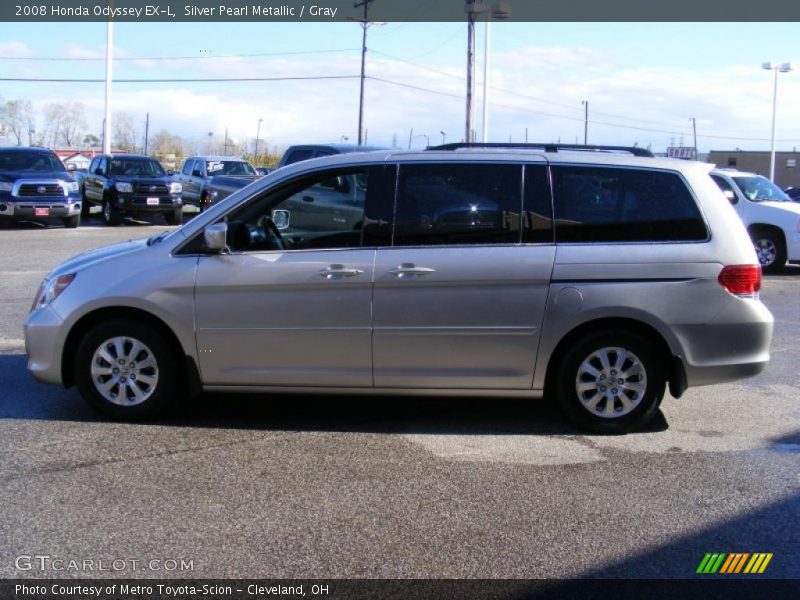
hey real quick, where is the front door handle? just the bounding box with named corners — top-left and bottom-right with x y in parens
top-left (388, 263), bottom-right (436, 278)
top-left (318, 264), bottom-right (364, 279)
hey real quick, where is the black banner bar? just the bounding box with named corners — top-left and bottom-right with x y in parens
top-left (3, 579), bottom-right (800, 600)
top-left (4, 0), bottom-right (800, 23)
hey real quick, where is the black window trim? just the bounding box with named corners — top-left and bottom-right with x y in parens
top-left (548, 163), bottom-right (711, 246)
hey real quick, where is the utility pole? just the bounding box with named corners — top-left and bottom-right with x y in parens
top-left (408, 128), bottom-right (413, 150)
top-left (102, 20), bottom-right (113, 154)
top-left (582, 100), bottom-right (588, 145)
top-left (223, 127), bottom-right (228, 155)
top-left (465, 2), bottom-right (479, 144)
top-left (354, 0), bottom-right (373, 146)
top-left (143, 112), bottom-right (149, 155)
top-left (481, 19), bottom-right (490, 142)
top-left (690, 117), bottom-right (697, 160)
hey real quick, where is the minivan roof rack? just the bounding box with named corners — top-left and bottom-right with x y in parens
top-left (425, 142), bottom-right (655, 157)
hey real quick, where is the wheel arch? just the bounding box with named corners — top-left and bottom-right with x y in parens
top-left (62, 305), bottom-right (201, 395)
top-left (543, 317), bottom-right (686, 400)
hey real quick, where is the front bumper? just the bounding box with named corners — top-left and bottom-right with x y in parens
top-left (117, 195), bottom-right (182, 213)
top-left (0, 198), bottom-right (81, 220)
top-left (24, 304), bottom-right (67, 386)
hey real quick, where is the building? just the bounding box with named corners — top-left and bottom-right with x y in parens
top-left (706, 150), bottom-right (800, 189)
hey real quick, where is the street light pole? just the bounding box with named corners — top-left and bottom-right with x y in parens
top-left (762, 61), bottom-right (792, 182)
top-left (102, 20), bottom-right (113, 154)
top-left (582, 100), bottom-right (588, 145)
top-left (254, 118), bottom-right (263, 157)
top-left (690, 117), bottom-right (697, 160)
top-left (481, 19), bottom-right (490, 142)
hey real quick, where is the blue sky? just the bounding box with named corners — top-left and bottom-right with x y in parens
top-left (2, 21), bottom-right (799, 153)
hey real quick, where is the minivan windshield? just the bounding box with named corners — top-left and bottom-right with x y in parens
top-left (732, 175), bottom-right (791, 202)
top-left (0, 151), bottom-right (65, 173)
top-left (108, 158), bottom-right (166, 177)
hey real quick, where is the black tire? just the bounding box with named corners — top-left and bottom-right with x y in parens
top-left (62, 215), bottom-right (80, 228)
top-left (164, 208), bottom-right (182, 226)
top-left (556, 330), bottom-right (665, 434)
top-left (751, 230), bottom-right (786, 273)
top-left (102, 196), bottom-right (122, 226)
top-left (80, 190), bottom-right (91, 217)
top-left (74, 319), bottom-right (177, 420)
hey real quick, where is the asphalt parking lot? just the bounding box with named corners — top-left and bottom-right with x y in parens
top-left (1, 216), bottom-right (798, 580)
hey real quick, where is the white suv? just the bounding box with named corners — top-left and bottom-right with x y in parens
top-left (711, 169), bottom-right (800, 272)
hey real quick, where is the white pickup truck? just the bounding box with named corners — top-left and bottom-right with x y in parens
top-left (711, 168), bottom-right (800, 272)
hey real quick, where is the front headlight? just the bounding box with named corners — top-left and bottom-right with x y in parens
top-left (36, 274), bottom-right (76, 308)
top-left (115, 182), bottom-right (133, 193)
top-left (65, 181), bottom-right (79, 193)
top-left (0, 182), bottom-right (12, 192)
top-left (169, 182), bottom-right (182, 194)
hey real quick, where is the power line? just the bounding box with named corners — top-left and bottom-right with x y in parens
top-left (0, 75), bottom-right (360, 83)
top-left (0, 48), bottom-right (360, 62)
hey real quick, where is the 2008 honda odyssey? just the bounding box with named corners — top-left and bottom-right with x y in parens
top-left (24, 144), bottom-right (773, 433)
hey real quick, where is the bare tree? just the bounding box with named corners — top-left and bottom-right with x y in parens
top-left (83, 133), bottom-right (100, 147)
top-left (43, 103), bottom-right (67, 147)
top-left (1, 100), bottom-right (26, 145)
top-left (21, 100), bottom-right (37, 146)
top-left (113, 112), bottom-right (139, 152)
top-left (60, 101), bottom-right (87, 147)
top-left (150, 129), bottom-right (183, 156)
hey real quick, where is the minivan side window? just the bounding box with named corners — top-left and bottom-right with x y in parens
top-left (223, 167), bottom-right (378, 252)
top-left (393, 163), bottom-right (523, 246)
top-left (551, 166), bottom-right (707, 243)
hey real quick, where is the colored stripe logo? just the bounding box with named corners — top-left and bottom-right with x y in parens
top-left (696, 553), bottom-right (773, 574)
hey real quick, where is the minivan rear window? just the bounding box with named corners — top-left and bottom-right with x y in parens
top-left (551, 166), bottom-right (707, 243)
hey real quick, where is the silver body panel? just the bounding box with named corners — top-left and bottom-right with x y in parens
top-left (25, 150), bottom-right (773, 400)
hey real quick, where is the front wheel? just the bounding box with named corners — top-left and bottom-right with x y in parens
top-left (164, 208), bottom-right (182, 226)
top-left (751, 231), bottom-right (786, 273)
top-left (75, 319), bottom-right (176, 420)
top-left (102, 197), bottom-right (122, 226)
top-left (556, 330), bottom-right (665, 434)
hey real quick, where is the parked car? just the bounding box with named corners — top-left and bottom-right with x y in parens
top-left (25, 144), bottom-right (773, 434)
top-left (82, 154), bottom-right (182, 226)
top-left (710, 169), bottom-right (800, 272)
top-left (277, 144), bottom-right (387, 168)
top-left (0, 147), bottom-right (82, 228)
top-left (783, 186), bottom-right (800, 201)
top-left (174, 156), bottom-right (259, 211)
top-left (255, 167), bottom-right (275, 176)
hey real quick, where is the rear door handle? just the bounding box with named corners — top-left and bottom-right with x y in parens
top-left (318, 264), bottom-right (364, 279)
top-left (388, 264), bottom-right (436, 278)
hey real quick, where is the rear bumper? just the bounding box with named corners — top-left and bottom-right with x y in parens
top-left (0, 199), bottom-right (81, 219)
top-left (675, 297), bottom-right (773, 388)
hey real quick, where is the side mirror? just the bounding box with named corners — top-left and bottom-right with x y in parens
top-left (272, 209), bottom-right (290, 230)
top-left (66, 163), bottom-right (77, 171)
top-left (94, 168), bottom-right (103, 176)
top-left (167, 169), bottom-right (174, 176)
top-left (204, 222), bottom-right (228, 252)
top-left (723, 189), bottom-right (737, 205)
top-left (192, 169), bottom-right (203, 177)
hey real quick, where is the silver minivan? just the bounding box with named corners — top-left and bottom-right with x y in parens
top-left (24, 145), bottom-right (773, 433)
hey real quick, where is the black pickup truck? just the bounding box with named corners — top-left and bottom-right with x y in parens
top-left (0, 147), bottom-right (83, 228)
top-left (82, 154), bottom-right (183, 226)
top-left (173, 156), bottom-right (260, 211)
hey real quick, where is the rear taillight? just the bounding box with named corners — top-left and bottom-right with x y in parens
top-left (718, 265), bottom-right (761, 297)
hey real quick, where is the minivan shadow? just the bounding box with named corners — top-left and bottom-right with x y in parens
top-left (1, 354), bottom-right (669, 436)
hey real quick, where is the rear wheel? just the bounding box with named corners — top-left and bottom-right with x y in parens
top-left (751, 230), bottom-right (786, 273)
top-left (62, 215), bottom-right (80, 228)
top-left (75, 319), bottom-right (176, 420)
top-left (556, 330), bottom-right (665, 434)
top-left (102, 196), bottom-right (122, 226)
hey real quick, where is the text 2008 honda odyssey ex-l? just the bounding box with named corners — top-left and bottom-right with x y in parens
top-left (24, 144), bottom-right (773, 433)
